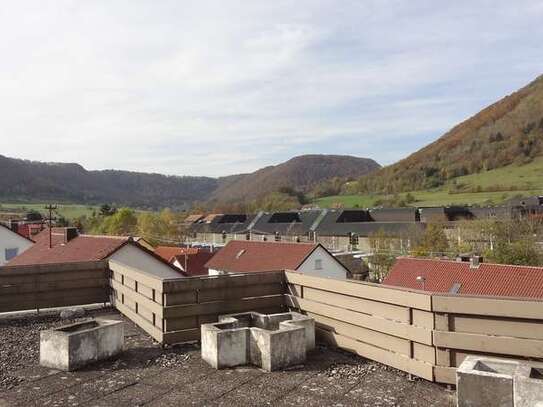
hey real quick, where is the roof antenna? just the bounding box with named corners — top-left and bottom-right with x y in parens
top-left (44, 204), bottom-right (57, 249)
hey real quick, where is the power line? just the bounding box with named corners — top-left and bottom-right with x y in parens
top-left (44, 204), bottom-right (57, 249)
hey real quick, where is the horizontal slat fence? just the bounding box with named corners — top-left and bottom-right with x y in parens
top-left (4, 261), bottom-right (543, 386)
top-left (431, 294), bottom-right (543, 384)
top-left (109, 263), bottom-right (285, 345)
top-left (285, 271), bottom-right (435, 381)
top-left (109, 260), bottom-right (166, 342)
top-left (284, 271), bottom-right (543, 384)
top-left (161, 271), bottom-right (285, 344)
top-left (0, 261), bottom-right (108, 313)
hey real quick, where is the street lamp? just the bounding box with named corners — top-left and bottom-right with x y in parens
top-left (416, 275), bottom-right (426, 291)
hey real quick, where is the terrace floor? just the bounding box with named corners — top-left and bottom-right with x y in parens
top-left (0, 308), bottom-right (455, 406)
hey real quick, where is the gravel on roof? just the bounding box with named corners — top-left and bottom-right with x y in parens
top-left (0, 308), bottom-right (455, 406)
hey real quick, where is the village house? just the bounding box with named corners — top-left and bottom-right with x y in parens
top-left (189, 213), bottom-right (260, 244)
top-left (154, 245), bottom-right (215, 276)
top-left (7, 227), bottom-right (183, 279)
top-left (383, 256), bottom-right (543, 298)
top-left (0, 223), bottom-right (34, 266)
top-left (313, 208), bottom-right (423, 251)
top-left (205, 240), bottom-right (351, 279)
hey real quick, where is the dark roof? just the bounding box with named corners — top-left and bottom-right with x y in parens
top-left (184, 214), bottom-right (204, 223)
top-left (383, 257), bottom-right (543, 299)
top-left (189, 213), bottom-right (258, 235)
top-left (205, 240), bottom-right (320, 273)
top-left (250, 210), bottom-right (322, 236)
top-left (369, 208), bottom-right (418, 222)
top-left (469, 206), bottom-right (512, 219)
top-left (504, 195), bottom-right (543, 207)
top-left (315, 209), bottom-right (424, 237)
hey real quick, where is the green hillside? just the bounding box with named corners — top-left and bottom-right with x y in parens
top-left (355, 74), bottom-right (543, 195)
top-left (0, 203), bottom-right (98, 220)
top-left (316, 157), bottom-right (543, 208)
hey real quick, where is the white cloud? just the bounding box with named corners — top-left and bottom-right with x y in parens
top-left (0, 0), bottom-right (542, 177)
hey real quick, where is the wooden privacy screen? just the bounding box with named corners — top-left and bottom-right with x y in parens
top-left (3, 261), bottom-right (542, 386)
top-left (285, 271), bottom-right (435, 381)
top-left (109, 260), bottom-right (285, 344)
top-left (284, 271), bottom-right (543, 384)
top-left (431, 294), bottom-right (543, 384)
top-left (0, 261), bottom-right (108, 313)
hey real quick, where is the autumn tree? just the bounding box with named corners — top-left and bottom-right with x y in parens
top-left (411, 223), bottom-right (450, 257)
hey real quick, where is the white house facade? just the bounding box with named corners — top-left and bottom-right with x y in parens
top-left (296, 245), bottom-right (348, 279)
top-left (0, 225), bottom-right (34, 266)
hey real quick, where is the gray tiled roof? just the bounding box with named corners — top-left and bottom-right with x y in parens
top-left (250, 210), bottom-right (322, 236)
top-left (314, 209), bottom-right (423, 237)
top-left (189, 214), bottom-right (258, 234)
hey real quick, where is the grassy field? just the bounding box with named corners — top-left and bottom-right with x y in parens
top-left (316, 157), bottom-right (543, 208)
top-left (0, 203), bottom-right (98, 219)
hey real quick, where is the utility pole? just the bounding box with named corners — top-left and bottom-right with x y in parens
top-left (44, 204), bottom-right (57, 249)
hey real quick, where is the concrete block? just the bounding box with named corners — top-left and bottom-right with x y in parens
top-left (202, 311), bottom-right (314, 371)
top-left (40, 319), bottom-right (124, 371)
top-left (457, 356), bottom-right (518, 407)
top-left (514, 361), bottom-right (543, 407)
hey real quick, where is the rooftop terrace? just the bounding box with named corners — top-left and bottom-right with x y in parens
top-left (0, 308), bottom-right (454, 406)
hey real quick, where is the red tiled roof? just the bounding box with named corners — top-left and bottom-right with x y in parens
top-left (205, 240), bottom-right (319, 274)
top-left (172, 251), bottom-right (215, 277)
top-left (17, 223), bottom-right (45, 239)
top-left (383, 257), bottom-right (543, 299)
top-left (154, 246), bottom-right (215, 276)
top-left (155, 246), bottom-right (199, 262)
top-left (7, 228), bottom-right (129, 266)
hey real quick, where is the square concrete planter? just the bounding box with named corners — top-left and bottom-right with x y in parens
top-left (457, 356), bottom-right (519, 407)
top-left (514, 361), bottom-right (543, 407)
top-left (40, 319), bottom-right (124, 371)
top-left (201, 311), bottom-right (315, 371)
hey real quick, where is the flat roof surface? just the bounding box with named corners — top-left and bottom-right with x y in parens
top-left (0, 309), bottom-right (454, 406)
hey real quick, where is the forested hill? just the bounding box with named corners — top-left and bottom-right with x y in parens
top-left (0, 155), bottom-right (219, 209)
top-left (0, 154), bottom-right (379, 208)
top-left (356, 74), bottom-right (543, 194)
top-left (212, 155), bottom-right (380, 203)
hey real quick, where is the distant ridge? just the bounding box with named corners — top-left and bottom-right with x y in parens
top-left (0, 154), bottom-right (380, 209)
top-left (212, 154), bottom-right (381, 203)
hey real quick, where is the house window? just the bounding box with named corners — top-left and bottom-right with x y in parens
top-left (5, 248), bottom-right (18, 261)
top-left (314, 259), bottom-right (323, 270)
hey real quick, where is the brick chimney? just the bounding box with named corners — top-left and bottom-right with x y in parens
top-left (63, 227), bottom-right (79, 243)
top-left (9, 219), bottom-right (19, 233)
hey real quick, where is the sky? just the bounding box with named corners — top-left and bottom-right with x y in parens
top-left (0, 1), bottom-right (542, 178)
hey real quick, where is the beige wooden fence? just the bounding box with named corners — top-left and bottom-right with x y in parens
top-left (3, 261), bottom-right (543, 386)
top-left (0, 261), bottom-right (108, 313)
top-left (109, 260), bottom-right (285, 344)
top-left (285, 271), bottom-right (436, 380)
top-left (284, 270), bottom-right (543, 384)
top-left (432, 293), bottom-right (543, 384)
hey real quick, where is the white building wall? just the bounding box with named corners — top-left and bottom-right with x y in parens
top-left (108, 244), bottom-right (183, 279)
top-left (0, 227), bottom-right (33, 266)
top-left (297, 246), bottom-right (347, 280)
top-left (208, 268), bottom-right (228, 276)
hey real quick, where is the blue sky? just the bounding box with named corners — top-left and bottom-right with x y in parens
top-left (0, 1), bottom-right (542, 177)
